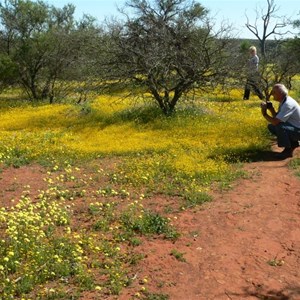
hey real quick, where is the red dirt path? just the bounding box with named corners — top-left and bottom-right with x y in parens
top-left (1, 147), bottom-right (300, 300)
top-left (112, 146), bottom-right (300, 300)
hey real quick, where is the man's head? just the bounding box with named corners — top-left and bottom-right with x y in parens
top-left (271, 83), bottom-right (288, 102)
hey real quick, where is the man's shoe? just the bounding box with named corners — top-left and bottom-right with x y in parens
top-left (275, 148), bottom-right (293, 159)
top-left (291, 141), bottom-right (299, 150)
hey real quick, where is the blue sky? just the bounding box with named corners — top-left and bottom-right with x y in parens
top-left (47, 0), bottom-right (300, 39)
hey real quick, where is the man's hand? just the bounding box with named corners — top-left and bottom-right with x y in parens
top-left (260, 102), bottom-right (267, 116)
top-left (266, 101), bottom-right (273, 109)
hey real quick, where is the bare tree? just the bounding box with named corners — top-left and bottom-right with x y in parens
top-left (245, 0), bottom-right (289, 58)
top-left (97, 0), bottom-right (234, 115)
top-left (244, 0), bottom-right (297, 99)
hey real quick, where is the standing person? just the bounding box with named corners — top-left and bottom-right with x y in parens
top-left (243, 46), bottom-right (264, 100)
top-left (261, 83), bottom-right (300, 159)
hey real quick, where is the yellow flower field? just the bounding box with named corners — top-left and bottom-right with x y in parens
top-left (0, 92), bottom-right (269, 179)
top-left (1, 88), bottom-right (295, 299)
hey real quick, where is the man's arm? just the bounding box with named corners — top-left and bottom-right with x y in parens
top-left (261, 102), bottom-right (281, 125)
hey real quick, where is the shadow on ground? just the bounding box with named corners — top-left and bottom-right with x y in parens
top-left (228, 285), bottom-right (300, 300)
top-left (209, 149), bottom-right (284, 163)
top-left (241, 150), bottom-right (283, 162)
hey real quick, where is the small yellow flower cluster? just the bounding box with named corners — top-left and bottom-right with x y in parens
top-left (0, 183), bottom-right (85, 298)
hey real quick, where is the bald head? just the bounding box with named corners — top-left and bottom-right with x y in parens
top-left (271, 84), bottom-right (288, 101)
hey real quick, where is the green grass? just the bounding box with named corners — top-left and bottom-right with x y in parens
top-left (170, 249), bottom-right (186, 262)
top-left (289, 157), bottom-right (300, 178)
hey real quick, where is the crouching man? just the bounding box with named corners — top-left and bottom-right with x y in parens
top-left (261, 83), bottom-right (300, 159)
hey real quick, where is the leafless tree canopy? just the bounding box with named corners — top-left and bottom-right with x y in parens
top-left (101, 0), bottom-right (234, 114)
top-left (245, 0), bottom-right (290, 57)
top-left (244, 0), bottom-right (299, 98)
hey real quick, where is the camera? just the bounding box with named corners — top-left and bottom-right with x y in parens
top-left (266, 101), bottom-right (273, 109)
